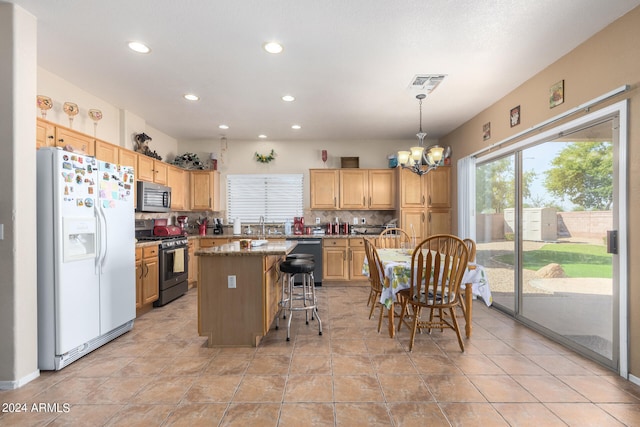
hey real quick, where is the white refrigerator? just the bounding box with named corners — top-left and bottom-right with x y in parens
top-left (37, 147), bottom-right (136, 370)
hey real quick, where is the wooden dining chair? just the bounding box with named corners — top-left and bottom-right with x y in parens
top-left (457, 238), bottom-right (476, 319)
top-left (397, 234), bottom-right (469, 351)
top-left (363, 239), bottom-right (386, 332)
top-left (378, 227), bottom-right (411, 249)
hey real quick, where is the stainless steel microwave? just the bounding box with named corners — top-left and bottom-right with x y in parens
top-left (136, 181), bottom-right (171, 212)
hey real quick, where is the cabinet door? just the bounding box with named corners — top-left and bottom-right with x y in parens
top-left (368, 169), bottom-right (396, 209)
top-left (153, 161), bottom-right (168, 185)
top-left (190, 171), bottom-right (213, 210)
top-left (263, 255), bottom-right (280, 335)
top-left (322, 239), bottom-right (348, 281)
top-left (167, 166), bottom-right (185, 210)
top-left (426, 166), bottom-right (451, 208)
top-left (188, 239), bottom-right (199, 287)
top-left (95, 139), bottom-right (119, 163)
top-left (141, 257), bottom-right (159, 305)
top-left (399, 168), bottom-right (425, 208)
top-left (339, 169), bottom-right (368, 209)
top-left (400, 209), bottom-right (424, 244)
top-left (426, 209), bottom-right (452, 236)
top-left (137, 155), bottom-right (155, 182)
top-left (349, 238), bottom-right (367, 281)
top-left (135, 258), bottom-right (143, 309)
top-left (55, 127), bottom-right (95, 156)
top-left (310, 169), bottom-right (339, 209)
top-left (118, 148), bottom-right (137, 168)
top-left (36, 119), bottom-right (55, 149)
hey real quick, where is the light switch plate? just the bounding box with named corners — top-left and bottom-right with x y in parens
top-left (228, 275), bottom-right (236, 288)
top-left (315, 217), bottom-right (320, 224)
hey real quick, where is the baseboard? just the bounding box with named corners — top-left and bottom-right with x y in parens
top-left (0, 369), bottom-right (40, 390)
top-left (629, 373), bottom-right (640, 386)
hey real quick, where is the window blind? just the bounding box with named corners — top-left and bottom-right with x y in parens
top-left (227, 174), bottom-right (304, 223)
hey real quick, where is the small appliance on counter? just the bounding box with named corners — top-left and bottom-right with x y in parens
top-left (176, 215), bottom-right (188, 235)
top-left (293, 216), bottom-right (304, 235)
top-left (198, 218), bottom-right (208, 236)
top-left (153, 218), bottom-right (182, 236)
top-left (213, 218), bottom-right (224, 234)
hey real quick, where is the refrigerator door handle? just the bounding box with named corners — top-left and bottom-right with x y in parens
top-left (96, 204), bottom-right (108, 270)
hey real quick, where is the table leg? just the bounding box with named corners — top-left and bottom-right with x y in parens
top-left (464, 285), bottom-right (473, 338)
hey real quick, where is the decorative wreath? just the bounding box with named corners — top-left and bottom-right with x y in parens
top-left (255, 149), bottom-right (276, 163)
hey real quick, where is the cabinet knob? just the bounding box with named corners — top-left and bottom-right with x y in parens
top-left (47, 135), bottom-right (54, 139)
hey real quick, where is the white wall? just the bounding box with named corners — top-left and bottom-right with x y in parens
top-left (0, 2), bottom-right (39, 389)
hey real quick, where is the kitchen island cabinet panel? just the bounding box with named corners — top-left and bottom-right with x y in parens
top-left (196, 241), bottom-right (294, 347)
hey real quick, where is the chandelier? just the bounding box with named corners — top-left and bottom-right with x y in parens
top-left (397, 94), bottom-right (449, 176)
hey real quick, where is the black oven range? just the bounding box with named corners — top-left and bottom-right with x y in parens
top-left (135, 219), bottom-right (189, 307)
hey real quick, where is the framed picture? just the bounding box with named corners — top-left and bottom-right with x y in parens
top-left (483, 122), bottom-right (491, 141)
top-left (510, 105), bottom-right (521, 127)
top-left (550, 80), bottom-right (564, 108)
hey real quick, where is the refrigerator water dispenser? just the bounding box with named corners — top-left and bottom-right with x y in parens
top-left (63, 217), bottom-right (96, 262)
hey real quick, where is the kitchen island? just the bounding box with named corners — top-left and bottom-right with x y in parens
top-left (195, 240), bottom-right (297, 347)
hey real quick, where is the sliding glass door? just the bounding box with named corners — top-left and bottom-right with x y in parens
top-left (473, 106), bottom-right (624, 370)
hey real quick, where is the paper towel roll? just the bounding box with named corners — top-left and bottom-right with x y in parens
top-left (233, 217), bottom-right (242, 235)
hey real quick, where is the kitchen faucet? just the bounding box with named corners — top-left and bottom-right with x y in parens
top-left (259, 216), bottom-right (265, 236)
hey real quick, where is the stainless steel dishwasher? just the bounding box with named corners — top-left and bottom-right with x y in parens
top-left (285, 237), bottom-right (323, 285)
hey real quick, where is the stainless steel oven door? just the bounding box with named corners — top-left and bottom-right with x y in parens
top-left (158, 245), bottom-right (188, 290)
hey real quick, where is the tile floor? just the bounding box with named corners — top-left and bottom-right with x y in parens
top-left (2, 285), bottom-right (640, 426)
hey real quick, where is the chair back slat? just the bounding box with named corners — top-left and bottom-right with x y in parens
top-left (378, 227), bottom-right (412, 249)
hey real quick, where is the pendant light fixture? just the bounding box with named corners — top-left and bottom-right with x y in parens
top-left (398, 94), bottom-right (449, 176)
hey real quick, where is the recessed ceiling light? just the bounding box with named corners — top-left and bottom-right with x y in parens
top-left (218, 124), bottom-right (229, 130)
top-left (128, 41), bottom-right (151, 54)
top-left (258, 134), bottom-right (267, 139)
top-left (291, 125), bottom-right (301, 130)
top-left (282, 95), bottom-right (295, 102)
top-left (263, 41), bottom-right (283, 54)
top-left (184, 94), bottom-right (199, 101)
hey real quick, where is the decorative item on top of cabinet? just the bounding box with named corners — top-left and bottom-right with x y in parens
top-left (37, 95), bottom-right (53, 119)
top-left (88, 109), bottom-right (103, 137)
top-left (63, 102), bottom-right (79, 128)
top-left (190, 170), bottom-right (220, 211)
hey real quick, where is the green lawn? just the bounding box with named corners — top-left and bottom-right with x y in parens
top-left (494, 243), bottom-right (612, 278)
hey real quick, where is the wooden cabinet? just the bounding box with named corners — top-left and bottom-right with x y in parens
top-left (311, 168), bottom-right (396, 210)
top-left (340, 169), bottom-right (368, 209)
top-left (36, 118), bottom-right (55, 149)
top-left (398, 166), bottom-right (452, 239)
top-left (310, 169), bottom-right (339, 209)
top-left (137, 156), bottom-right (168, 184)
top-left (348, 237), bottom-right (368, 281)
top-left (167, 166), bottom-right (186, 210)
top-left (323, 238), bottom-right (348, 281)
top-left (263, 255), bottom-right (282, 335)
top-left (190, 171), bottom-right (220, 211)
top-left (187, 238), bottom-right (199, 288)
top-left (95, 139), bottom-right (119, 163)
top-left (322, 237), bottom-right (367, 282)
top-left (199, 237), bottom-right (230, 248)
top-left (136, 246), bottom-right (159, 309)
top-left (118, 148), bottom-right (137, 168)
top-left (55, 126), bottom-right (95, 156)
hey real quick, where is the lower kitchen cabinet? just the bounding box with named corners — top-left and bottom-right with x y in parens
top-left (136, 246), bottom-right (159, 309)
top-left (187, 238), bottom-right (199, 288)
top-left (199, 237), bottom-right (230, 248)
top-left (322, 237), bottom-right (368, 282)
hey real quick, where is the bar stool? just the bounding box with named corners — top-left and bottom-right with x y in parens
top-left (277, 253), bottom-right (315, 321)
top-left (276, 258), bottom-right (322, 341)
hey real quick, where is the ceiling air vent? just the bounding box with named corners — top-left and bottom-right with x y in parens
top-left (408, 74), bottom-right (446, 94)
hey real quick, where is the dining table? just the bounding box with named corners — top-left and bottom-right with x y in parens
top-left (363, 248), bottom-right (493, 338)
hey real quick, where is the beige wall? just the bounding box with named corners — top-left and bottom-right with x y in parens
top-left (440, 6), bottom-right (640, 376)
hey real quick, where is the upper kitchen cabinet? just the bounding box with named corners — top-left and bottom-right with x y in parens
top-left (167, 165), bottom-right (186, 210)
top-left (426, 166), bottom-right (451, 208)
top-left (94, 139), bottom-right (119, 163)
top-left (54, 126), bottom-right (95, 156)
top-left (118, 148), bottom-right (137, 169)
top-left (310, 168), bottom-right (396, 210)
top-left (310, 169), bottom-right (339, 209)
top-left (190, 170), bottom-right (220, 211)
top-left (137, 155), bottom-right (168, 185)
top-left (36, 118), bottom-right (55, 149)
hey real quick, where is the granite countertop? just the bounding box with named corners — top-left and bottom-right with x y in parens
top-left (195, 240), bottom-right (297, 257)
